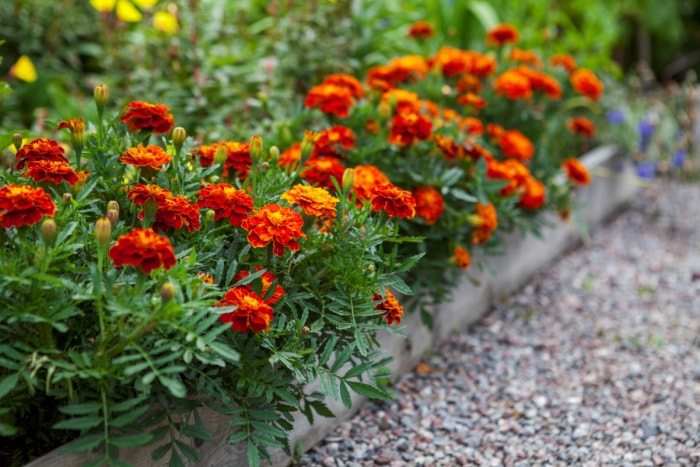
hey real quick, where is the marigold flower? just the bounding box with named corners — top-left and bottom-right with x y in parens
top-left (373, 289), bottom-right (404, 325)
top-left (305, 83), bottom-right (355, 118)
top-left (241, 204), bottom-right (306, 256)
top-left (388, 112), bottom-right (433, 146)
top-left (453, 246), bottom-right (471, 270)
top-left (352, 165), bottom-right (391, 201)
top-left (57, 118), bottom-right (86, 153)
top-left (487, 123), bottom-right (505, 140)
top-left (128, 184), bottom-right (173, 205)
top-left (487, 158), bottom-right (530, 197)
top-left (278, 143), bottom-right (302, 170)
top-left (562, 158), bottom-right (591, 185)
top-left (196, 183), bottom-right (253, 227)
top-left (365, 119), bottom-right (381, 134)
top-left (15, 138), bottom-right (69, 170)
top-left (121, 144), bottom-right (172, 170)
top-left (74, 171), bottom-right (91, 192)
top-left (469, 53), bottom-right (498, 78)
top-left (23, 160), bottom-right (79, 186)
top-left (429, 46), bottom-right (471, 77)
top-left (498, 130), bottom-right (535, 160)
top-left (570, 68), bottom-right (603, 101)
top-left (313, 126), bottom-right (356, 158)
top-left (281, 184), bottom-right (339, 219)
top-left (120, 101), bottom-right (175, 135)
top-left (412, 186), bottom-right (444, 225)
top-left (456, 74), bottom-right (483, 94)
top-left (0, 184), bottom-right (56, 228)
top-left (322, 74), bottom-right (365, 99)
top-left (459, 117), bottom-right (484, 135)
top-left (381, 89), bottom-right (421, 114)
top-left (215, 287), bottom-right (274, 333)
top-left (550, 53), bottom-right (577, 73)
top-left (457, 92), bottom-right (486, 111)
top-left (518, 176), bottom-right (546, 209)
top-left (494, 69), bottom-right (532, 100)
top-left (301, 156), bottom-right (346, 190)
top-left (485, 23), bottom-right (520, 47)
top-left (196, 141), bottom-right (251, 177)
top-left (408, 20), bottom-right (434, 40)
top-left (108, 228), bottom-right (176, 274)
top-left (567, 116), bottom-right (596, 138)
top-left (510, 48), bottom-right (543, 68)
top-left (366, 55), bottom-right (429, 90)
top-left (150, 195), bottom-right (201, 233)
top-left (234, 266), bottom-right (286, 304)
top-left (369, 183), bottom-right (416, 219)
top-left (198, 272), bottom-right (215, 284)
top-left (471, 202), bottom-right (498, 244)
top-left (528, 69), bottom-right (562, 99)
top-left (433, 135), bottom-right (463, 162)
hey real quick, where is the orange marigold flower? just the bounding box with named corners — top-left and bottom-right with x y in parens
top-left (459, 116), bottom-right (484, 135)
top-left (196, 141), bottom-right (251, 177)
top-left (369, 183), bottom-right (416, 219)
top-left (215, 287), bottom-right (274, 333)
top-left (494, 69), bottom-right (532, 100)
top-left (487, 123), bottom-right (506, 140)
top-left (381, 89), bottom-right (421, 114)
top-left (408, 20), bottom-right (434, 40)
top-left (322, 73), bottom-right (365, 98)
top-left (108, 228), bottom-right (176, 274)
top-left (527, 69), bottom-right (562, 99)
top-left (373, 289), bottom-right (404, 325)
top-left (518, 176), bottom-right (546, 209)
top-left (0, 184), bottom-right (55, 228)
top-left (128, 184), bottom-right (173, 205)
top-left (567, 116), bottom-right (596, 138)
top-left (562, 158), bottom-right (591, 186)
top-left (23, 160), bottom-right (79, 185)
top-left (430, 46), bottom-right (470, 77)
top-left (305, 83), bottom-right (355, 118)
top-left (15, 137), bottom-right (68, 170)
top-left (279, 143), bottom-right (302, 169)
top-left (457, 92), bottom-right (486, 111)
top-left (498, 130), bottom-right (535, 160)
top-left (150, 195), bottom-right (201, 233)
top-left (434, 135), bottom-right (463, 162)
top-left (197, 183), bottom-right (253, 227)
top-left (412, 185), bottom-right (444, 225)
top-left (487, 158), bottom-right (531, 197)
top-left (471, 202), bottom-right (498, 244)
top-left (386, 55), bottom-right (430, 81)
top-left (456, 74), bottom-right (483, 94)
top-left (469, 53), bottom-right (498, 78)
top-left (365, 119), bottom-right (381, 134)
top-left (198, 272), bottom-right (215, 284)
top-left (313, 126), bottom-right (357, 158)
top-left (301, 156), bottom-right (346, 190)
top-left (281, 184), bottom-right (339, 219)
top-left (570, 68), bottom-right (603, 101)
top-left (241, 204), bottom-right (306, 256)
top-left (550, 53), bottom-right (577, 73)
top-left (234, 266), bottom-right (286, 305)
top-left (464, 139), bottom-right (493, 162)
top-left (74, 170), bottom-right (91, 191)
top-left (453, 246), bottom-right (471, 270)
top-left (352, 165), bottom-right (391, 201)
top-left (120, 144), bottom-right (172, 170)
top-left (485, 23), bottom-right (520, 47)
top-left (388, 112), bottom-right (433, 146)
top-left (120, 101), bottom-right (175, 135)
top-left (510, 48), bottom-right (543, 68)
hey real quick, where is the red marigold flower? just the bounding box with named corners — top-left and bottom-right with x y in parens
top-left (510, 48), bottom-right (543, 68)
top-left (457, 92), bottom-right (486, 111)
top-left (196, 183), bottom-right (253, 227)
top-left (128, 184), bottom-right (173, 205)
top-left (23, 160), bottom-right (79, 185)
top-left (528, 70), bottom-right (562, 99)
top-left (313, 126), bottom-right (357, 158)
top-left (567, 116), bottom-right (596, 138)
top-left (322, 74), bottom-right (365, 99)
top-left (15, 137), bottom-right (69, 170)
top-left (456, 74), bottom-right (483, 94)
top-left (487, 123), bottom-right (506, 140)
top-left (0, 184), bottom-right (56, 228)
top-left (241, 204), bottom-right (306, 256)
top-left (453, 246), bottom-right (471, 270)
top-left (570, 68), bottom-right (603, 101)
top-left (365, 119), bottom-right (381, 134)
top-left (469, 53), bottom-right (498, 78)
top-left (281, 184), bottom-right (339, 219)
top-left (487, 158), bottom-right (531, 197)
top-left (151, 195), bottom-right (201, 233)
top-left (352, 165), bottom-right (391, 201)
top-left (550, 53), bottom-right (577, 73)
top-left (494, 69), bottom-right (533, 100)
top-left (120, 144), bottom-right (172, 170)
top-left (459, 117), bottom-right (484, 135)
top-left (196, 141), bottom-right (251, 177)
top-left (372, 289), bottom-right (404, 325)
top-left (408, 20), bottom-right (434, 40)
top-left (412, 185), bottom-right (444, 225)
top-left (366, 56), bottom-right (429, 90)
top-left (369, 183), bottom-right (416, 219)
top-left (429, 46), bottom-right (470, 76)
top-left (562, 158), bottom-right (592, 186)
top-left (234, 266), bottom-right (286, 305)
top-left (120, 101), bottom-right (175, 135)
top-left (305, 83), bottom-right (356, 118)
top-left (388, 111), bottom-right (433, 146)
top-left (215, 287), bottom-right (274, 333)
top-left (301, 156), bottom-right (346, 190)
top-left (433, 135), bottom-right (463, 162)
top-left (486, 23), bottom-right (520, 47)
top-left (518, 176), bottom-right (546, 209)
top-left (471, 202), bottom-right (498, 244)
top-left (108, 228), bottom-right (176, 274)
top-left (381, 89), bottom-right (421, 115)
top-left (498, 130), bottom-right (535, 160)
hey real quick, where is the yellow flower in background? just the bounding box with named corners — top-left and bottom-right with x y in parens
top-left (89, 0), bottom-right (158, 23)
top-left (10, 55), bottom-right (37, 83)
top-left (153, 10), bottom-right (178, 34)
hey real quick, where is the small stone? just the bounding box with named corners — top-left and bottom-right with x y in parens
top-left (375, 454), bottom-right (392, 465)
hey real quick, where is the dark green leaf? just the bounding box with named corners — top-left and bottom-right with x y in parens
top-left (53, 415), bottom-right (103, 430)
top-left (0, 373), bottom-right (18, 399)
top-left (175, 440), bottom-right (200, 462)
top-left (208, 341), bottom-right (240, 363)
top-left (347, 381), bottom-right (392, 401)
top-left (60, 434), bottom-right (104, 453)
top-left (226, 430), bottom-right (248, 444)
top-left (110, 405), bottom-right (150, 428)
top-left (110, 433), bottom-right (154, 448)
top-left (247, 439), bottom-right (260, 467)
top-left (151, 443), bottom-right (171, 461)
top-left (339, 382), bottom-right (352, 409)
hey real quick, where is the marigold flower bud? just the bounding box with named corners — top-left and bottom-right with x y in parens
top-left (94, 84), bottom-right (109, 116)
top-left (58, 118), bottom-right (85, 154)
top-left (301, 325), bottom-right (311, 336)
top-left (107, 200), bottom-right (120, 214)
top-left (205, 209), bottom-right (216, 223)
top-left (260, 161), bottom-right (270, 170)
top-left (12, 133), bottom-right (23, 151)
top-left (250, 135), bottom-right (263, 162)
top-left (366, 263), bottom-right (375, 273)
top-left (41, 219), bottom-right (57, 243)
top-left (106, 209), bottom-right (119, 228)
top-left (94, 217), bottom-right (112, 246)
top-left (269, 146), bottom-right (280, 161)
top-left (214, 144), bottom-right (228, 165)
top-left (342, 168), bottom-right (355, 193)
top-left (62, 193), bottom-right (73, 203)
top-left (300, 130), bottom-right (320, 162)
top-left (172, 127), bottom-right (186, 153)
top-left (160, 282), bottom-right (177, 303)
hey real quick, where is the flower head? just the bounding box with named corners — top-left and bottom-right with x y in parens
top-left (351, 165), bottom-right (391, 201)
top-left (0, 184), bottom-right (56, 228)
top-left (570, 68), bottom-right (603, 101)
top-left (485, 23), bottom-right (520, 47)
top-left (408, 21), bottom-right (434, 40)
top-left (215, 287), bottom-right (274, 333)
top-left (509, 48), bottom-right (542, 68)
top-left (58, 118), bottom-right (86, 152)
top-left (549, 53), bottom-right (576, 73)
top-left (322, 74), bottom-right (365, 99)
top-left (567, 117), bottom-right (596, 138)
top-left (562, 158), bottom-right (591, 186)
top-left (388, 111), bottom-right (433, 146)
top-left (196, 183), bottom-right (253, 227)
top-left (498, 130), bottom-right (535, 160)
top-left (471, 202), bottom-right (498, 244)
top-left (412, 186), bottom-right (444, 225)
top-left (518, 176), bottom-right (546, 209)
top-left (313, 126), bottom-right (357, 158)
top-left (121, 144), bottom-right (172, 170)
top-left (234, 266), bottom-right (286, 304)
top-left (128, 184), bottom-right (173, 206)
top-left (150, 195), bottom-right (201, 233)
top-left (108, 228), bottom-right (176, 274)
top-left (241, 204), bottom-right (306, 256)
top-left (453, 246), bottom-right (471, 270)
top-left (196, 141), bottom-right (251, 177)
top-left (373, 289), bottom-right (404, 325)
top-left (493, 69), bottom-right (532, 100)
top-left (23, 160), bottom-right (79, 185)
top-left (369, 183), bottom-right (416, 219)
top-left (15, 138), bottom-right (69, 170)
top-left (281, 184), bottom-right (339, 219)
top-left (120, 101), bottom-right (175, 134)
top-left (304, 84), bottom-right (355, 118)
top-left (301, 156), bottom-right (346, 190)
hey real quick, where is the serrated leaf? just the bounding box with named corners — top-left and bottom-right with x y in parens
top-left (151, 443), bottom-right (171, 461)
top-left (339, 382), bottom-right (352, 409)
top-left (111, 395), bottom-right (149, 413)
top-left (247, 439), bottom-right (260, 467)
top-left (208, 341), bottom-right (240, 363)
top-left (227, 430), bottom-right (248, 444)
top-left (347, 381), bottom-right (391, 401)
top-left (330, 344), bottom-right (355, 373)
top-left (58, 402), bottom-right (102, 416)
top-left (175, 440), bottom-right (200, 462)
top-left (110, 433), bottom-right (154, 448)
top-left (309, 401), bottom-right (334, 418)
top-left (180, 424), bottom-right (211, 441)
top-left (343, 361), bottom-right (375, 380)
top-left (110, 404), bottom-right (150, 428)
top-left (169, 450), bottom-right (185, 467)
top-left (0, 373), bottom-right (18, 399)
top-left (318, 335), bottom-right (336, 367)
top-left (59, 433), bottom-right (104, 453)
top-left (53, 415), bottom-right (103, 430)
top-left (159, 376), bottom-right (187, 398)
top-left (249, 421), bottom-right (286, 439)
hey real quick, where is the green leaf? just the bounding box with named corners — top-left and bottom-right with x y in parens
top-left (208, 341), bottom-right (240, 363)
top-left (330, 344), bottom-right (355, 373)
top-left (0, 373), bottom-right (18, 399)
top-left (110, 433), bottom-right (154, 448)
top-left (246, 439), bottom-right (260, 467)
top-left (151, 443), bottom-right (171, 461)
top-left (227, 430), bottom-right (248, 444)
top-left (111, 395), bottom-right (149, 413)
top-left (343, 361), bottom-right (375, 380)
top-left (347, 381), bottom-right (391, 401)
top-left (60, 434), bottom-right (105, 453)
top-left (180, 424), bottom-right (211, 441)
top-left (249, 421), bottom-right (286, 439)
top-left (339, 382), bottom-right (352, 409)
top-left (318, 335), bottom-right (336, 367)
top-left (309, 400), bottom-right (334, 418)
top-left (169, 451), bottom-right (186, 467)
top-left (110, 404), bottom-right (150, 428)
top-left (0, 421), bottom-right (17, 437)
top-left (175, 440), bottom-right (200, 462)
top-left (159, 376), bottom-right (187, 398)
top-left (53, 415), bottom-right (103, 430)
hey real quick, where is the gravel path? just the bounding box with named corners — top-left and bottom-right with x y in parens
top-left (293, 178), bottom-right (700, 467)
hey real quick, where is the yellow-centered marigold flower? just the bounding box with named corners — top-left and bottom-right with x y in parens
top-left (281, 184), bottom-right (339, 219)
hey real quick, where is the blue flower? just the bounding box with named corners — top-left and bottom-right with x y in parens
top-left (606, 109), bottom-right (625, 124)
top-left (672, 149), bottom-right (687, 168)
top-left (636, 161), bottom-right (656, 179)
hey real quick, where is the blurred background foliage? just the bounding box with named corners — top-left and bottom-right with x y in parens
top-left (1, 0), bottom-right (699, 138)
